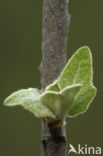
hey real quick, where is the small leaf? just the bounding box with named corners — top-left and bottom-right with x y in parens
top-left (4, 46), bottom-right (97, 120)
top-left (45, 46), bottom-right (97, 117)
top-left (46, 80), bottom-right (60, 92)
top-left (4, 88), bottom-right (55, 118)
top-left (58, 46), bottom-right (93, 89)
top-left (40, 84), bottom-right (82, 118)
top-left (68, 85), bottom-right (97, 117)
top-left (46, 46), bottom-right (93, 91)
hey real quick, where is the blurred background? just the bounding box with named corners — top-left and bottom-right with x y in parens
top-left (0, 0), bottom-right (103, 155)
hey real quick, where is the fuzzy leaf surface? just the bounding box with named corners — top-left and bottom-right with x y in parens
top-left (58, 46), bottom-right (93, 89)
top-left (40, 84), bottom-right (82, 118)
top-left (69, 85), bottom-right (96, 117)
top-left (4, 88), bottom-right (55, 118)
top-left (45, 46), bottom-right (96, 117)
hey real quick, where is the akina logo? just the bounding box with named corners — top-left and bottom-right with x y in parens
top-left (68, 144), bottom-right (102, 155)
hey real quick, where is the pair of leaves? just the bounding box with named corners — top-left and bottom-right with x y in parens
top-left (41, 84), bottom-right (82, 118)
top-left (4, 46), bottom-right (97, 120)
top-left (44, 46), bottom-right (96, 117)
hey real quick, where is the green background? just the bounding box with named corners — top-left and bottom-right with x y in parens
top-left (0, 0), bottom-right (103, 155)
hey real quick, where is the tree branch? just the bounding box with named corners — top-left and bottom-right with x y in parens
top-left (41, 0), bottom-right (70, 155)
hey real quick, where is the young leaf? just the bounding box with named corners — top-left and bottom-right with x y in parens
top-left (46, 80), bottom-right (60, 92)
top-left (45, 46), bottom-right (97, 117)
top-left (59, 46), bottom-right (93, 89)
top-left (68, 85), bottom-right (97, 117)
top-left (4, 46), bottom-right (97, 120)
top-left (40, 84), bottom-right (82, 118)
top-left (46, 46), bottom-right (93, 91)
top-left (4, 88), bottom-right (55, 118)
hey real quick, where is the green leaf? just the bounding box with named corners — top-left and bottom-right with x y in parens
top-left (4, 88), bottom-right (55, 118)
top-left (69, 85), bottom-right (97, 117)
top-left (45, 46), bottom-right (97, 117)
top-left (4, 46), bottom-right (97, 120)
top-left (46, 80), bottom-right (60, 92)
top-left (40, 84), bottom-right (82, 118)
top-left (58, 46), bottom-right (93, 89)
top-left (47, 46), bottom-right (93, 91)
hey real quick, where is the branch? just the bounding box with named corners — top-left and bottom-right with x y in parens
top-left (41, 0), bottom-right (70, 155)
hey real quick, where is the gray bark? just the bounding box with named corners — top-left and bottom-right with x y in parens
top-left (41, 0), bottom-right (70, 155)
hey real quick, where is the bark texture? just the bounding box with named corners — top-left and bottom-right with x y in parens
top-left (41, 0), bottom-right (70, 155)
